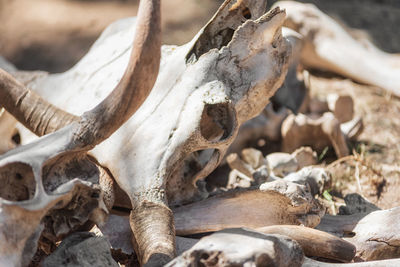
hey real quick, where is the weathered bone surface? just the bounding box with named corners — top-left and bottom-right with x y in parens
top-left (281, 112), bottom-right (349, 157)
top-left (166, 228), bottom-right (304, 267)
top-left (97, 216), bottom-right (355, 263)
top-left (317, 207), bottom-right (400, 261)
top-left (258, 225), bottom-right (355, 262)
top-left (0, 135), bottom-right (110, 267)
top-left (303, 257), bottom-right (400, 267)
top-left (174, 180), bottom-right (324, 235)
top-left (284, 166), bottom-right (330, 196)
top-left (0, 0), bottom-right (290, 265)
top-left (94, 3), bottom-right (289, 264)
top-left (273, 1), bottom-right (400, 97)
top-left (227, 27), bottom-right (304, 153)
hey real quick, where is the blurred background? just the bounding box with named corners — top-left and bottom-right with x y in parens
top-left (0, 0), bottom-right (399, 73)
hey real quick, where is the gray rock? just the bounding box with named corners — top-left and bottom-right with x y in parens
top-left (42, 232), bottom-right (118, 267)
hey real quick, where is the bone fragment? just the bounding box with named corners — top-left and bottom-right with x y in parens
top-left (174, 180), bottom-right (324, 235)
top-left (303, 257), bottom-right (400, 267)
top-left (166, 228), bottom-right (304, 267)
top-left (273, 1), bottom-right (400, 97)
top-left (258, 225), bottom-right (355, 262)
top-left (281, 112), bottom-right (349, 157)
top-left (327, 94), bottom-right (354, 124)
top-left (309, 94), bottom-right (354, 124)
top-left (317, 207), bottom-right (400, 261)
top-left (284, 166), bottom-right (330, 196)
top-left (341, 116), bottom-right (364, 141)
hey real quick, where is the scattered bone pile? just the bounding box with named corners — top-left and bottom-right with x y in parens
top-left (0, 0), bottom-right (399, 266)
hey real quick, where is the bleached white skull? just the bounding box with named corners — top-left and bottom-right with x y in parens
top-left (0, 0), bottom-right (290, 265)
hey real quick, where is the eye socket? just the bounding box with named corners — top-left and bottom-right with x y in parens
top-left (242, 7), bottom-right (252, 19)
top-left (200, 103), bottom-right (234, 142)
top-left (0, 162), bottom-right (36, 201)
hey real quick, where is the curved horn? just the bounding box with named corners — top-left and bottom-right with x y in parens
top-left (73, 0), bottom-right (161, 149)
top-left (0, 70), bottom-right (78, 136)
top-left (0, 0), bottom-right (161, 145)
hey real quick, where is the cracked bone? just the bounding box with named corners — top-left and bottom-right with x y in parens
top-left (166, 228), bottom-right (304, 267)
top-left (227, 27), bottom-right (305, 154)
top-left (281, 112), bottom-right (349, 158)
top-left (174, 180), bottom-right (324, 236)
top-left (0, 0), bottom-right (290, 265)
top-left (317, 207), bottom-right (400, 261)
top-left (273, 1), bottom-right (400, 97)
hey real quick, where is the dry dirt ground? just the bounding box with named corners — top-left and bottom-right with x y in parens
top-left (1, 0), bottom-right (400, 209)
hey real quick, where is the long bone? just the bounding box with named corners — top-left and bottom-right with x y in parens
top-left (174, 180), bottom-right (324, 235)
top-left (273, 1), bottom-right (400, 97)
top-left (317, 207), bottom-right (400, 261)
top-left (0, 0), bottom-right (160, 265)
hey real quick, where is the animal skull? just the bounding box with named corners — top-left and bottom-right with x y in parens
top-left (0, 0), bottom-right (290, 265)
